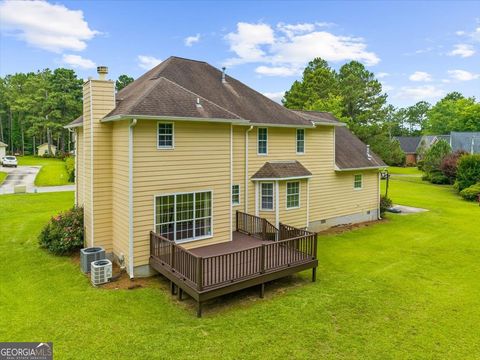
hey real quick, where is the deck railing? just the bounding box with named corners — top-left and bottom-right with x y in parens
top-left (150, 215), bottom-right (318, 291)
top-left (235, 211), bottom-right (279, 241)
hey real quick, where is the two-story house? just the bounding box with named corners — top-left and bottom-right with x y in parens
top-left (67, 57), bottom-right (385, 312)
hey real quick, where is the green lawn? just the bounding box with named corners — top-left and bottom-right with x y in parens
top-left (0, 171), bottom-right (6, 185)
top-left (1, 179), bottom-right (479, 359)
top-left (18, 156), bottom-right (72, 186)
top-left (388, 166), bottom-right (422, 175)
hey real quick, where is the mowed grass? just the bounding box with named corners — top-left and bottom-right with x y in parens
top-left (18, 156), bottom-right (72, 186)
top-left (0, 171), bottom-right (6, 185)
top-left (1, 179), bottom-right (480, 359)
top-left (388, 166), bottom-right (422, 175)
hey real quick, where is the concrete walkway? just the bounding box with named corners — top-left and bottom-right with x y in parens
top-left (391, 204), bottom-right (429, 215)
top-left (0, 165), bottom-right (74, 195)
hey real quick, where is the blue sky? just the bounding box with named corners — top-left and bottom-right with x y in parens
top-left (1, 0), bottom-right (479, 107)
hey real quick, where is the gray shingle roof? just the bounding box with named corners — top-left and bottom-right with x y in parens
top-left (106, 56), bottom-right (312, 126)
top-left (292, 110), bottom-right (343, 125)
top-left (65, 115), bottom-right (83, 128)
top-left (336, 127), bottom-right (386, 170)
top-left (251, 161), bottom-right (312, 179)
top-left (394, 136), bottom-right (422, 154)
top-left (450, 132), bottom-right (480, 153)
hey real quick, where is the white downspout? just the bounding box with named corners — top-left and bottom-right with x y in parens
top-left (230, 124), bottom-right (233, 241)
top-left (377, 171), bottom-right (382, 220)
top-left (128, 118), bottom-right (137, 278)
top-left (275, 180), bottom-right (280, 228)
top-left (245, 126), bottom-right (254, 213)
top-left (89, 80), bottom-right (94, 247)
top-left (306, 179), bottom-right (310, 228)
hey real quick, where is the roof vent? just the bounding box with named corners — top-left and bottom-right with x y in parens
top-left (221, 67), bottom-right (227, 83)
top-left (196, 97), bottom-right (202, 108)
top-left (366, 145), bottom-right (372, 160)
top-left (97, 66), bottom-right (108, 80)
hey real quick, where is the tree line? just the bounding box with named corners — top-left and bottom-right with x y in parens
top-left (283, 58), bottom-right (480, 165)
top-left (0, 69), bottom-right (133, 156)
top-left (1, 61), bottom-right (478, 164)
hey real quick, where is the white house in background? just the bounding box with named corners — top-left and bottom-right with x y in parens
top-left (0, 141), bottom-right (7, 158)
top-left (37, 143), bottom-right (57, 156)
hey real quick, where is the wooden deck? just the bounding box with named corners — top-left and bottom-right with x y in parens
top-left (150, 211), bottom-right (318, 317)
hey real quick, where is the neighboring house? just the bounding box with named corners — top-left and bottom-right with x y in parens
top-left (450, 132), bottom-right (480, 154)
top-left (66, 57), bottom-right (385, 284)
top-left (37, 143), bottom-right (57, 156)
top-left (0, 141), bottom-right (6, 158)
top-left (395, 136), bottom-right (422, 165)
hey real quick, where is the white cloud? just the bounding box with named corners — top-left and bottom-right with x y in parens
top-left (456, 30), bottom-right (466, 36)
top-left (137, 55), bottom-right (162, 70)
top-left (184, 33), bottom-right (201, 47)
top-left (0, 0), bottom-right (98, 53)
top-left (448, 44), bottom-right (475, 57)
top-left (225, 22), bottom-right (275, 64)
top-left (263, 91), bottom-right (285, 103)
top-left (62, 54), bottom-right (96, 69)
top-left (255, 65), bottom-right (299, 77)
top-left (396, 85), bottom-right (445, 101)
top-left (377, 72), bottom-right (390, 78)
top-left (447, 69), bottom-right (479, 81)
top-left (382, 84), bottom-right (394, 92)
top-left (409, 71), bottom-right (432, 82)
top-left (224, 21), bottom-right (379, 74)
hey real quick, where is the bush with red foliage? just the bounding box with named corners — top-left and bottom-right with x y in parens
top-left (440, 150), bottom-right (468, 183)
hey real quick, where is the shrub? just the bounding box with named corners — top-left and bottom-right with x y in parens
top-left (429, 170), bottom-right (450, 184)
top-left (417, 160), bottom-right (425, 171)
top-left (380, 195), bottom-right (393, 215)
top-left (39, 207), bottom-right (84, 255)
top-left (423, 139), bottom-right (451, 177)
top-left (440, 150), bottom-right (468, 183)
top-left (459, 183), bottom-right (480, 201)
top-left (455, 154), bottom-right (480, 191)
top-left (65, 157), bottom-right (75, 182)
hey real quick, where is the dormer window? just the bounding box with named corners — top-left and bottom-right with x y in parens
top-left (158, 122), bottom-right (174, 149)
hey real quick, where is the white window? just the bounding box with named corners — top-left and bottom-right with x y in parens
top-left (296, 129), bottom-right (305, 154)
top-left (155, 191), bottom-right (212, 243)
top-left (157, 122), bottom-right (174, 149)
top-left (258, 128), bottom-right (268, 155)
top-left (286, 181), bottom-right (300, 209)
top-left (232, 184), bottom-right (240, 205)
top-left (260, 182), bottom-right (274, 210)
top-left (354, 174), bottom-right (363, 189)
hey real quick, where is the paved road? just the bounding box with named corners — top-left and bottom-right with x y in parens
top-left (0, 165), bottom-right (74, 195)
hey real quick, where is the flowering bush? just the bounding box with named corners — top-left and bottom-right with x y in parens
top-left (440, 150), bottom-right (468, 184)
top-left (39, 207), bottom-right (84, 255)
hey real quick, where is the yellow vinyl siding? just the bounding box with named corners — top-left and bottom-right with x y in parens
top-left (112, 121), bottom-right (130, 269)
top-left (82, 80), bottom-right (115, 252)
top-left (132, 120), bottom-right (232, 266)
top-left (243, 126), bottom-right (379, 228)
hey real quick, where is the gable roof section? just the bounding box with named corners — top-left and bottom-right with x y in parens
top-left (65, 115), bottom-right (83, 128)
top-left (0, 141), bottom-right (7, 147)
top-left (450, 132), bottom-right (480, 153)
top-left (336, 127), bottom-right (386, 170)
top-left (394, 136), bottom-right (422, 154)
top-left (292, 110), bottom-right (344, 126)
top-left (251, 161), bottom-right (312, 180)
top-left (106, 56), bottom-right (312, 126)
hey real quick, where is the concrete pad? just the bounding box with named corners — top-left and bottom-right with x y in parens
top-left (391, 204), bottom-right (429, 215)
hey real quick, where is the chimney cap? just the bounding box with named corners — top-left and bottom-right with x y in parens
top-left (97, 66), bottom-right (108, 75)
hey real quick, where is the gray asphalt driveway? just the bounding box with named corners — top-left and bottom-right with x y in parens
top-left (0, 165), bottom-right (74, 194)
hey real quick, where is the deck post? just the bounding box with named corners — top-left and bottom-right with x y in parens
top-left (196, 257), bottom-right (203, 291)
top-left (262, 220), bottom-right (267, 240)
top-left (312, 267), bottom-right (317, 282)
top-left (170, 243), bottom-right (175, 269)
top-left (260, 283), bottom-right (265, 298)
top-left (197, 302), bottom-right (202, 318)
top-left (236, 210), bottom-right (239, 232)
top-left (260, 244), bottom-right (265, 273)
top-left (177, 287), bottom-right (183, 301)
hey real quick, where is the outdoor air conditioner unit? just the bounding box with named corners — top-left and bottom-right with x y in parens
top-left (80, 247), bottom-right (105, 273)
top-left (91, 259), bottom-right (112, 286)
